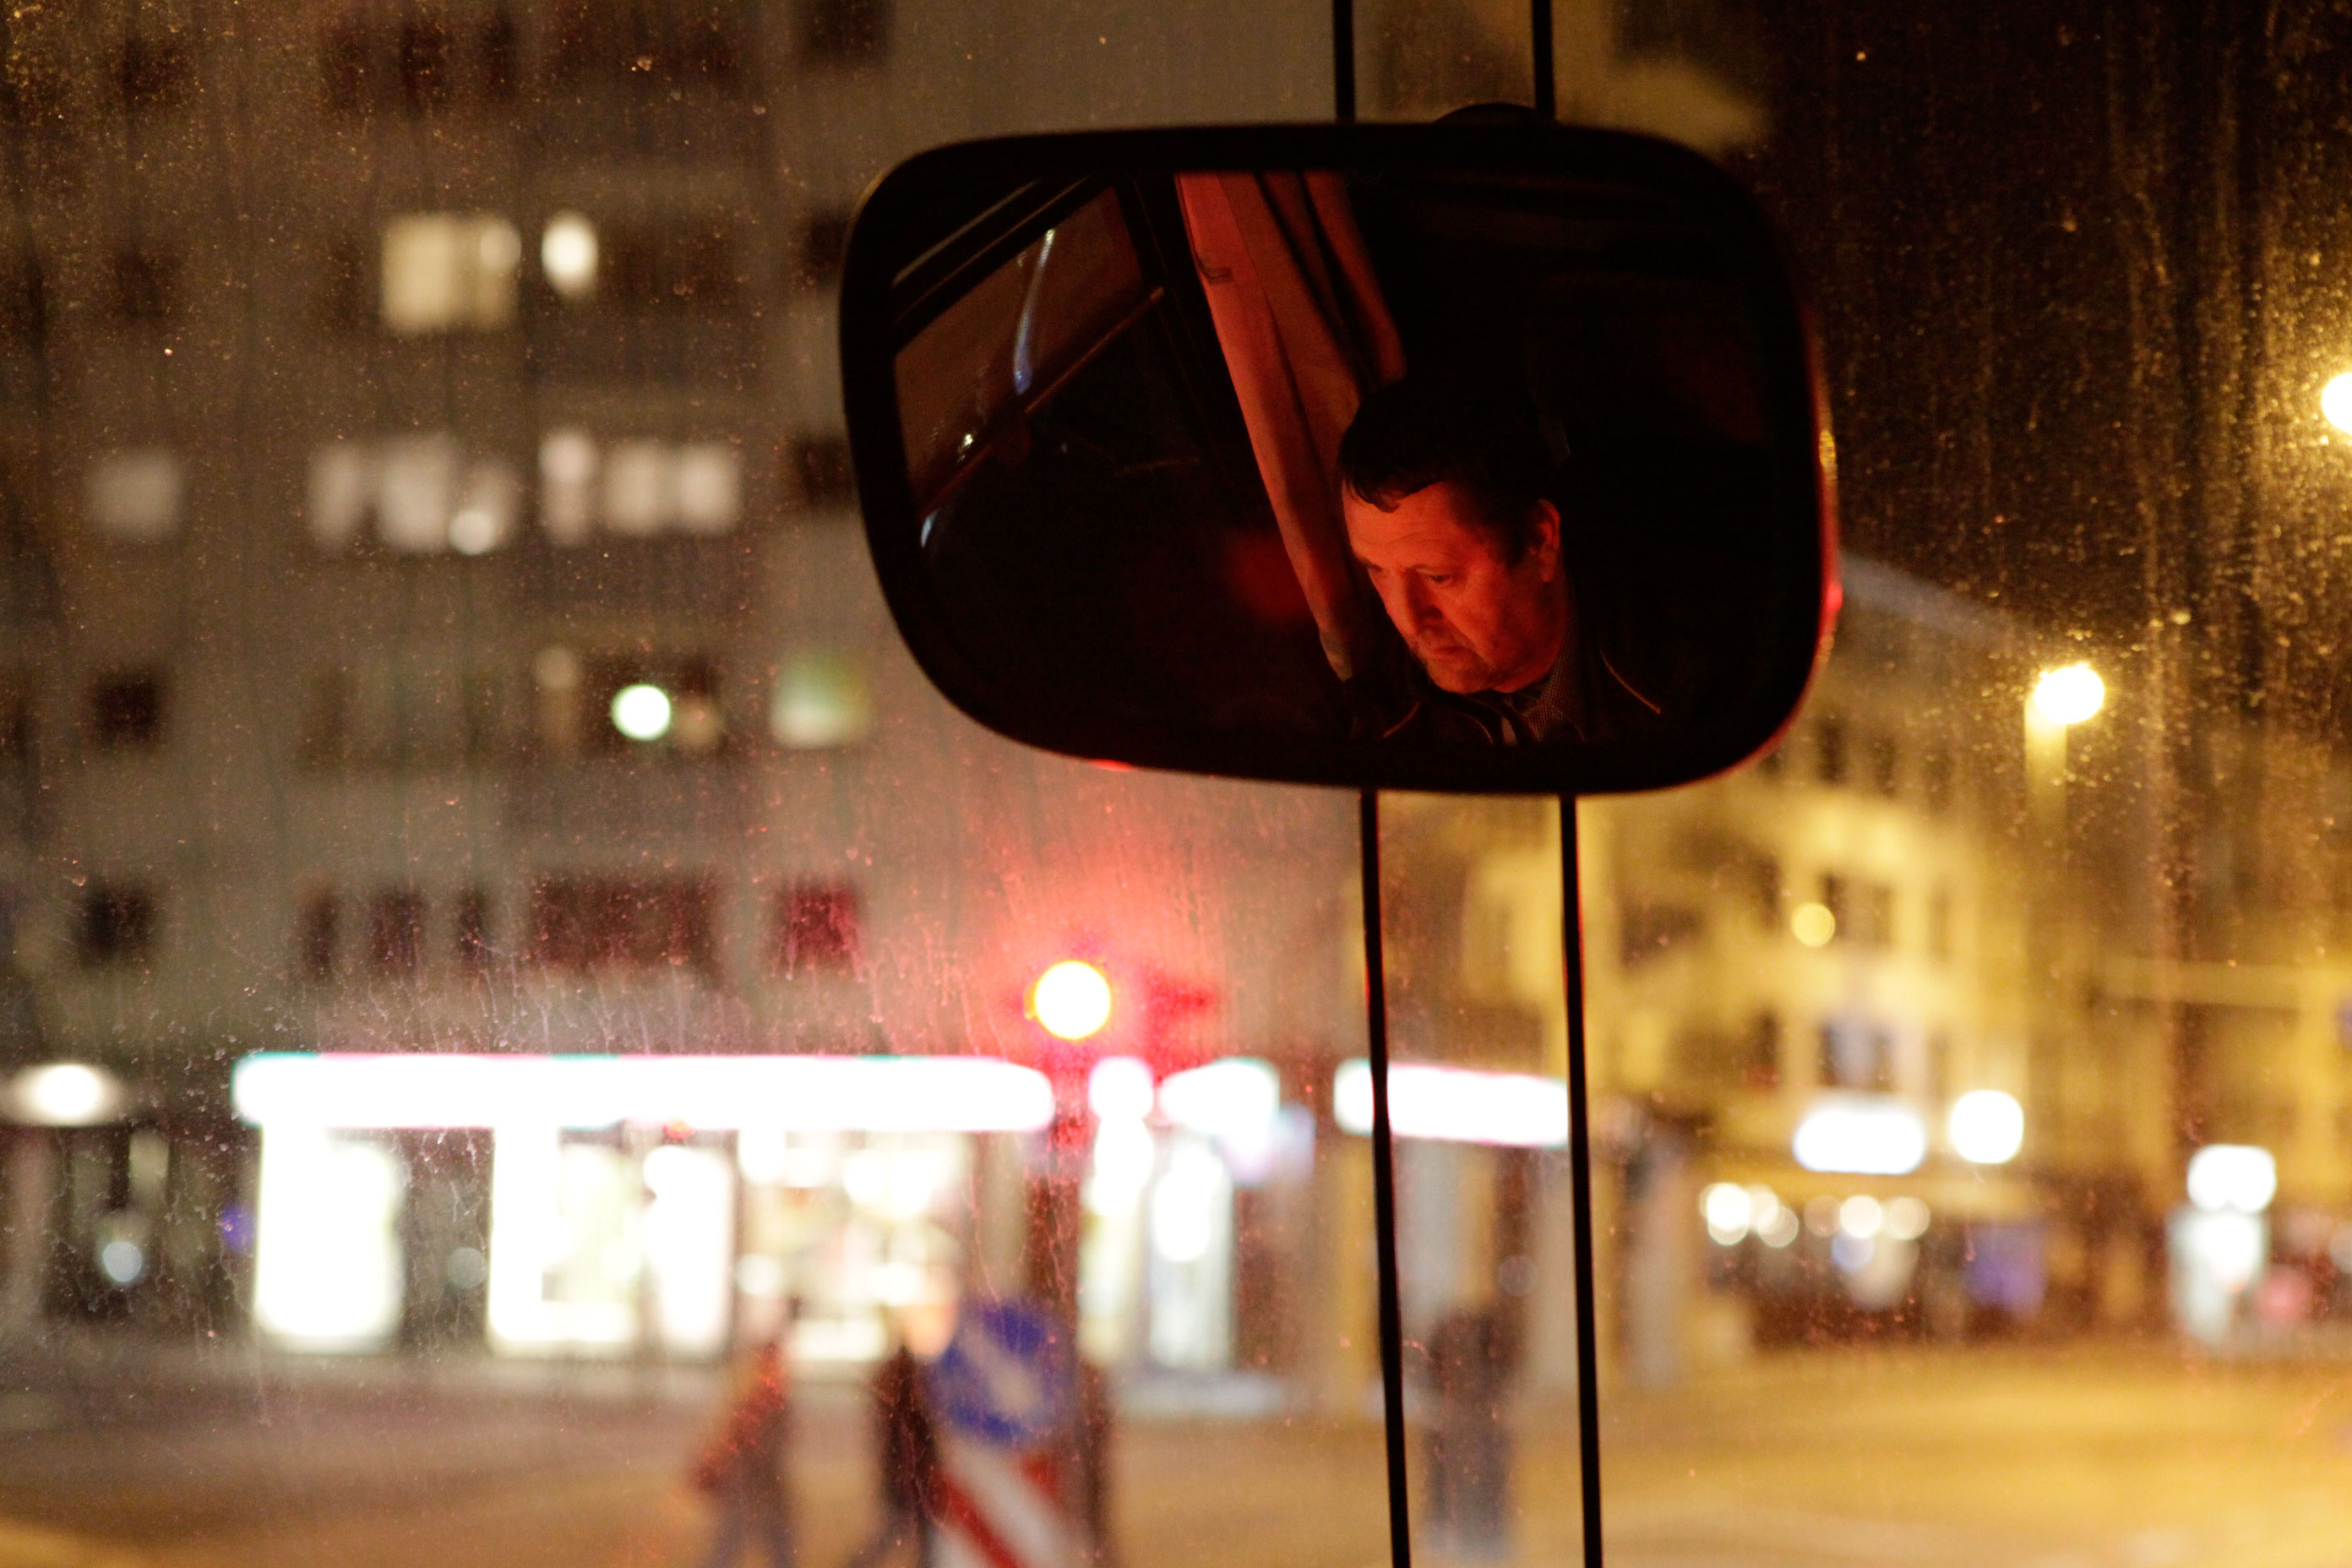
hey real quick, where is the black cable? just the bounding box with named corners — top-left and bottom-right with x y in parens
top-left (1560, 794), bottom-right (1603, 1565)
top-left (1332, 0), bottom-right (1356, 122)
top-left (1360, 788), bottom-right (1411, 1568)
top-left (1531, 0), bottom-right (1555, 118)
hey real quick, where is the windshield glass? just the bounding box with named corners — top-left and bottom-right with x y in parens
top-left (0, 5), bottom-right (2330, 1568)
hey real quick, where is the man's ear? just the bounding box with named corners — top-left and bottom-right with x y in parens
top-left (1526, 500), bottom-right (1562, 578)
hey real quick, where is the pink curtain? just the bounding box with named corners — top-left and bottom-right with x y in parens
top-left (1177, 172), bottom-right (1405, 681)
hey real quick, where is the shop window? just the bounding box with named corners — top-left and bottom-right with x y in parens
top-left (366, 889), bottom-right (427, 977)
top-left (78, 884), bottom-right (156, 968)
top-left (528, 877), bottom-right (716, 974)
top-left (88, 669), bottom-right (165, 752)
top-left (802, 0), bottom-right (888, 63)
top-left (380, 214), bottom-right (519, 335)
top-left (116, 34), bottom-right (188, 112)
top-left (794, 214), bottom-right (851, 292)
top-left (85, 449), bottom-right (183, 542)
top-left (111, 246), bottom-right (177, 324)
top-left (772, 881), bottom-right (860, 975)
top-left (297, 890), bottom-right (340, 983)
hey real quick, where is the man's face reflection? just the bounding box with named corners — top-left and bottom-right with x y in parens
top-left (1343, 481), bottom-right (1567, 694)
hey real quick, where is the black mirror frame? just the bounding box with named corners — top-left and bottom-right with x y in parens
top-left (840, 122), bottom-right (1838, 796)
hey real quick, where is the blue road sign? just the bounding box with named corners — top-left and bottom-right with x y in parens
top-left (928, 1298), bottom-right (1075, 1447)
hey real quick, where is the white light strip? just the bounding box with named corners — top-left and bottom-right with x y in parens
top-left (1333, 1060), bottom-right (1568, 1148)
top-left (232, 1054), bottom-right (1055, 1134)
top-left (1791, 1097), bottom-right (1928, 1175)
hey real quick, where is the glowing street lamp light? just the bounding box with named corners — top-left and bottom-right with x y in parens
top-left (1030, 960), bottom-right (1113, 1042)
top-left (2324, 372), bottom-right (2352, 434)
top-left (2030, 663), bottom-right (2105, 727)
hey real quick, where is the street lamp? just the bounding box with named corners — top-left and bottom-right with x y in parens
top-left (2323, 372), bottom-right (2352, 434)
top-left (2026, 662), bottom-right (2104, 843)
top-left (2030, 663), bottom-right (2104, 727)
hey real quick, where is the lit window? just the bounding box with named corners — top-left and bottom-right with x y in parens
top-left (602, 439), bottom-right (671, 537)
top-left (538, 429), bottom-right (597, 545)
top-left (770, 651), bottom-right (872, 749)
top-left (676, 443), bottom-right (741, 534)
top-left (540, 212), bottom-right (597, 300)
top-left (380, 213), bottom-right (520, 334)
top-left (86, 449), bottom-right (182, 541)
top-left (308, 436), bottom-right (519, 555)
top-left (538, 432), bottom-right (739, 542)
top-left (376, 434), bottom-right (459, 552)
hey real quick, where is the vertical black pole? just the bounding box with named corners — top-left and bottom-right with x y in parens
top-left (1560, 795), bottom-right (1603, 1566)
top-left (1360, 788), bottom-right (1411, 1568)
top-left (1530, 0), bottom-right (1555, 119)
top-left (1332, 0), bottom-right (1356, 122)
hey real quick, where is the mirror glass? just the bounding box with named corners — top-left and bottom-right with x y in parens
top-left (852, 140), bottom-right (1827, 791)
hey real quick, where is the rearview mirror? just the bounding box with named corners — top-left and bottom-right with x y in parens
top-left (841, 124), bottom-right (1834, 793)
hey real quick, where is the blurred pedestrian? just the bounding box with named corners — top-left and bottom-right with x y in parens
top-left (1075, 1358), bottom-right (1118, 1568)
top-left (842, 1336), bottom-right (939, 1568)
top-left (694, 1335), bottom-right (796, 1567)
top-left (1422, 1303), bottom-right (1517, 1561)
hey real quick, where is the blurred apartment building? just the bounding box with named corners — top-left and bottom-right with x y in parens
top-left (0, 0), bottom-right (1380, 1377)
top-left (1380, 558), bottom-right (2219, 1374)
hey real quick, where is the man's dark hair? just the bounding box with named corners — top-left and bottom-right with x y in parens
top-left (1337, 371), bottom-right (1559, 562)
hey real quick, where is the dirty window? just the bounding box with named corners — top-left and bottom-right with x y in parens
top-left (0, 3), bottom-right (2324, 1568)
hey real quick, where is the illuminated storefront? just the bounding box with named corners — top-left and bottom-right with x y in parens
top-left (234, 1054), bottom-right (1053, 1358)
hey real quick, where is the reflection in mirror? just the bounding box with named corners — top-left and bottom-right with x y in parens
top-left (884, 159), bottom-right (1811, 781)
